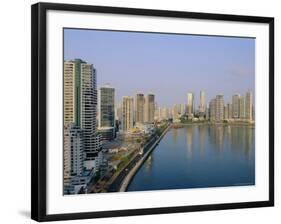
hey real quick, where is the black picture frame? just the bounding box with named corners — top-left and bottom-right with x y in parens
top-left (31, 2), bottom-right (274, 222)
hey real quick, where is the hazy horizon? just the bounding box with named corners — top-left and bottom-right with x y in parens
top-left (64, 28), bottom-right (255, 108)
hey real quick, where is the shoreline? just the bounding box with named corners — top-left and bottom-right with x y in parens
top-left (173, 122), bottom-right (255, 128)
top-left (112, 121), bottom-right (254, 192)
top-left (118, 124), bottom-right (172, 192)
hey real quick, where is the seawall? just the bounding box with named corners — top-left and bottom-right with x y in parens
top-left (119, 124), bottom-right (171, 192)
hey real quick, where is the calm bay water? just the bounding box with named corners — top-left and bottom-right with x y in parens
top-left (127, 125), bottom-right (255, 192)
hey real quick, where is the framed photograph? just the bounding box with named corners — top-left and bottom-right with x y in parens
top-left (31, 2), bottom-right (274, 222)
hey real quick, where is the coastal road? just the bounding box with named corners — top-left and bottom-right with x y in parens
top-left (108, 124), bottom-right (171, 192)
top-left (107, 154), bottom-right (142, 192)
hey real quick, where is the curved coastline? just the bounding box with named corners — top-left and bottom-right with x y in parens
top-left (119, 124), bottom-right (171, 192)
top-left (117, 121), bottom-right (254, 192)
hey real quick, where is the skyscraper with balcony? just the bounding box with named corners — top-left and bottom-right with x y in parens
top-left (135, 93), bottom-right (145, 124)
top-left (122, 96), bottom-right (134, 131)
top-left (144, 93), bottom-right (155, 123)
top-left (64, 59), bottom-right (101, 171)
top-left (187, 92), bottom-right (194, 116)
top-left (98, 85), bottom-right (115, 141)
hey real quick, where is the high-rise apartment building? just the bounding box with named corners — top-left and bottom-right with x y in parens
top-left (209, 95), bottom-right (224, 122)
top-left (239, 95), bottom-right (246, 119)
top-left (206, 107), bottom-right (210, 120)
top-left (226, 103), bottom-right (233, 120)
top-left (223, 104), bottom-right (232, 120)
top-left (64, 59), bottom-right (101, 171)
top-left (215, 94), bottom-right (224, 121)
top-left (98, 85), bottom-right (115, 141)
top-left (64, 124), bottom-right (84, 180)
top-left (115, 103), bottom-right (122, 121)
top-left (180, 103), bottom-right (186, 116)
top-left (160, 107), bottom-right (169, 120)
top-left (209, 99), bottom-right (216, 121)
top-left (172, 104), bottom-right (179, 120)
top-left (122, 96), bottom-right (134, 131)
top-left (245, 91), bottom-right (253, 121)
top-left (144, 93), bottom-right (155, 123)
top-left (187, 92), bottom-right (194, 116)
top-left (232, 94), bottom-right (240, 119)
top-left (63, 124), bottom-right (85, 194)
top-left (154, 107), bottom-right (161, 121)
top-left (224, 105), bottom-right (228, 120)
top-left (135, 93), bottom-right (145, 124)
top-left (199, 90), bottom-right (206, 113)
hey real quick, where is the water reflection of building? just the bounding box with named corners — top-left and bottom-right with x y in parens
top-left (230, 126), bottom-right (253, 159)
top-left (144, 155), bottom-right (153, 171)
top-left (209, 125), bottom-right (224, 151)
top-left (186, 126), bottom-right (193, 155)
top-left (198, 125), bottom-right (206, 154)
top-left (245, 127), bottom-right (254, 158)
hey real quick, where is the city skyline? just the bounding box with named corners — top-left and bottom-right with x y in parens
top-left (63, 29), bottom-right (256, 195)
top-left (64, 29), bottom-right (255, 107)
top-left (63, 58), bottom-right (254, 195)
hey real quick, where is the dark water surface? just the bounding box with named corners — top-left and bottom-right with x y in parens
top-left (127, 125), bottom-right (255, 192)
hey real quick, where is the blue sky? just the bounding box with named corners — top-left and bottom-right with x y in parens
top-left (64, 28), bottom-right (255, 107)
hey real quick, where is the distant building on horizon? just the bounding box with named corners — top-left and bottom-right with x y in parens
top-left (172, 104), bottom-right (179, 120)
top-left (160, 107), bottom-right (169, 120)
top-left (122, 96), bottom-right (134, 131)
top-left (209, 95), bottom-right (224, 122)
top-left (180, 103), bottom-right (186, 116)
top-left (239, 95), bottom-right (246, 119)
top-left (199, 90), bottom-right (206, 113)
top-left (215, 95), bottom-right (224, 121)
top-left (232, 94), bottom-right (240, 119)
top-left (224, 105), bottom-right (228, 120)
top-left (224, 103), bottom-right (232, 120)
top-left (245, 91), bottom-right (253, 121)
top-left (209, 99), bottom-right (216, 122)
top-left (187, 92), bottom-right (195, 116)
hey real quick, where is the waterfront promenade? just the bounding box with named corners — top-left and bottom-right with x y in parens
top-left (119, 124), bottom-right (172, 192)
